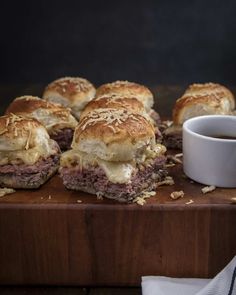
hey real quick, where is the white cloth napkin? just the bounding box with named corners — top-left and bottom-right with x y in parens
top-left (142, 256), bottom-right (236, 295)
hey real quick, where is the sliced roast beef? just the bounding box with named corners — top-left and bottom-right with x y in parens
top-left (60, 155), bottom-right (167, 202)
top-left (163, 134), bottom-right (182, 150)
top-left (148, 109), bottom-right (161, 125)
top-left (50, 128), bottom-right (74, 151)
top-left (0, 155), bottom-right (60, 189)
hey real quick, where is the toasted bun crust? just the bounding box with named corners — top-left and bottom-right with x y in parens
top-left (0, 114), bottom-right (51, 151)
top-left (80, 94), bottom-right (147, 120)
top-left (5, 96), bottom-right (78, 133)
top-left (72, 108), bottom-right (155, 161)
top-left (96, 80), bottom-right (154, 111)
top-left (173, 83), bottom-right (235, 125)
top-left (43, 77), bottom-right (96, 119)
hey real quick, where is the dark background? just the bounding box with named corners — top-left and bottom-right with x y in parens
top-left (1, 0), bottom-right (236, 87)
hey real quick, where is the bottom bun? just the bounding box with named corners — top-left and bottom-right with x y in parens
top-left (0, 154), bottom-right (60, 189)
top-left (60, 155), bottom-right (167, 202)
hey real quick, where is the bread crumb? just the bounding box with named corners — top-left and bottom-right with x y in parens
top-left (133, 191), bottom-right (156, 206)
top-left (185, 199), bottom-right (194, 205)
top-left (157, 176), bottom-right (175, 187)
top-left (133, 197), bottom-right (146, 206)
top-left (175, 153), bottom-right (183, 158)
top-left (48, 195), bottom-right (52, 200)
top-left (76, 199), bottom-right (82, 203)
top-left (0, 188), bottom-right (15, 197)
top-left (201, 185), bottom-right (216, 194)
top-left (231, 197), bottom-right (236, 204)
top-left (96, 192), bottom-right (103, 200)
top-left (162, 120), bottom-right (173, 127)
top-left (170, 190), bottom-right (184, 200)
top-left (41, 197), bottom-right (44, 200)
top-left (165, 163), bottom-right (176, 168)
top-left (167, 155), bottom-right (182, 164)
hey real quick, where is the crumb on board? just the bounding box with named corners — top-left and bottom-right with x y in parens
top-left (0, 188), bottom-right (15, 197)
top-left (162, 120), bottom-right (173, 127)
top-left (157, 176), bottom-right (175, 187)
top-left (48, 195), bottom-right (52, 200)
top-left (167, 155), bottom-right (182, 165)
top-left (76, 199), bottom-right (82, 203)
top-left (133, 191), bottom-right (156, 206)
top-left (170, 190), bottom-right (184, 200)
top-left (41, 197), bottom-right (44, 200)
top-left (96, 192), bottom-right (103, 200)
top-left (201, 185), bottom-right (216, 194)
top-left (165, 163), bottom-right (176, 168)
top-left (231, 197), bottom-right (236, 204)
top-left (185, 199), bottom-right (194, 205)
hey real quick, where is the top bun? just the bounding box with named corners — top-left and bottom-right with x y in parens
top-left (173, 83), bottom-right (235, 125)
top-left (5, 96), bottom-right (78, 133)
top-left (42, 77), bottom-right (96, 119)
top-left (80, 94), bottom-right (147, 120)
top-left (0, 114), bottom-right (59, 166)
top-left (72, 108), bottom-right (155, 162)
top-left (96, 80), bottom-right (154, 111)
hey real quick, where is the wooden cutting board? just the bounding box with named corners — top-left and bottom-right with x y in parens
top-left (0, 160), bottom-right (235, 286)
top-left (0, 85), bottom-right (235, 286)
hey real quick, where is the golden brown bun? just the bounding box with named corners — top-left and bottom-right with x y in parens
top-left (6, 96), bottom-right (78, 133)
top-left (0, 114), bottom-right (57, 151)
top-left (80, 94), bottom-right (147, 120)
top-left (72, 108), bottom-right (155, 161)
top-left (173, 83), bottom-right (235, 125)
top-left (96, 80), bottom-right (154, 111)
top-left (42, 77), bottom-right (96, 119)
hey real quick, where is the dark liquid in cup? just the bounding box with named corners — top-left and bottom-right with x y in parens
top-left (209, 135), bottom-right (236, 140)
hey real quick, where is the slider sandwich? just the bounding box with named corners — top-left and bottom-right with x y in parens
top-left (6, 96), bottom-right (78, 151)
top-left (0, 114), bottom-right (60, 189)
top-left (43, 77), bottom-right (96, 120)
top-left (59, 108), bottom-right (167, 202)
top-left (80, 94), bottom-right (162, 140)
top-left (96, 80), bottom-right (161, 125)
top-left (163, 83), bottom-right (235, 149)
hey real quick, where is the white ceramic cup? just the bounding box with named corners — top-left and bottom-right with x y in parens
top-left (183, 115), bottom-right (236, 187)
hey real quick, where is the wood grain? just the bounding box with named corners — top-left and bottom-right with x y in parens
top-left (89, 288), bottom-right (141, 294)
top-left (0, 287), bottom-right (87, 295)
top-left (0, 85), bottom-right (235, 286)
top-left (0, 163), bottom-right (235, 286)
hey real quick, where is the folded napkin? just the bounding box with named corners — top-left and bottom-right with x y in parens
top-left (142, 256), bottom-right (236, 295)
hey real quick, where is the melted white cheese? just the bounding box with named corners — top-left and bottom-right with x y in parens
top-left (60, 143), bottom-right (166, 184)
top-left (60, 149), bottom-right (135, 184)
top-left (99, 161), bottom-right (134, 184)
top-left (0, 140), bottom-right (58, 165)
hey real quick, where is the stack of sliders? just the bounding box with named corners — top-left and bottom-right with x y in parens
top-left (0, 114), bottom-right (60, 188)
top-left (59, 82), bottom-right (167, 202)
top-left (5, 96), bottom-right (78, 151)
top-left (43, 77), bottom-right (96, 120)
top-left (163, 82), bottom-right (236, 149)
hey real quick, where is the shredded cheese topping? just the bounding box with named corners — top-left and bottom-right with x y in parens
top-left (78, 108), bottom-right (140, 132)
top-left (47, 77), bottom-right (94, 93)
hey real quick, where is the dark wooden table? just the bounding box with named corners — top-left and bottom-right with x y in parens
top-left (0, 84), bottom-right (235, 294)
